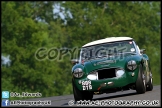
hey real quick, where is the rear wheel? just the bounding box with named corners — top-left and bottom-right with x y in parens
top-left (72, 80), bottom-right (93, 101)
top-left (146, 73), bottom-right (153, 91)
top-left (135, 65), bottom-right (146, 94)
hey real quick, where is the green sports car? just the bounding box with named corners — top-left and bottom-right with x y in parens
top-left (71, 37), bottom-right (153, 101)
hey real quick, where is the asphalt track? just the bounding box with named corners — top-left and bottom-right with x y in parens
top-left (7, 85), bottom-right (161, 107)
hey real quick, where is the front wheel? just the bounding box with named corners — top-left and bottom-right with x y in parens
top-left (146, 73), bottom-right (153, 91)
top-left (135, 65), bottom-right (146, 94)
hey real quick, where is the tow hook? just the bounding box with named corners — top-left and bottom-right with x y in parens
top-left (97, 83), bottom-right (107, 91)
top-left (97, 86), bottom-right (102, 91)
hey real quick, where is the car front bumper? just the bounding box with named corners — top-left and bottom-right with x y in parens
top-left (73, 69), bottom-right (139, 92)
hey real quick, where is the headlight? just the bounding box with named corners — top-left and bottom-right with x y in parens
top-left (73, 68), bottom-right (84, 78)
top-left (87, 71), bottom-right (98, 80)
top-left (127, 60), bottom-right (137, 70)
top-left (115, 69), bottom-right (125, 77)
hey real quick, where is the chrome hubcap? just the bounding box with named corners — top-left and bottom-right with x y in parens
top-left (151, 77), bottom-right (152, 84)
top-left (142, 74), bottom-right (145, 86)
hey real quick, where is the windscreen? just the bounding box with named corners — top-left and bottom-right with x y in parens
top-left (80, 40), bottom-right (136, 62)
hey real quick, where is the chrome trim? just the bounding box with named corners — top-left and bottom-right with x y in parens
top-left (108, 82), bottom-right (114, 85)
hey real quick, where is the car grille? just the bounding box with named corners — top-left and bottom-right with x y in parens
top-left (97, 68), bottom-right (116, 80)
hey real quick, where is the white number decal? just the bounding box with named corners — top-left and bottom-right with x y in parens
top-left (82, 80), bottom-right (92, 90)
top-left (86, 85), bottom-right (89, 90)
top-left (83, 86), bottom-right (86, 90)
top-left (89, 85), bottom-right (92, 90)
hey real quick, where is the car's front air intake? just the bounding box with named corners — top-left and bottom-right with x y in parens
top-left (97, 68), bottom-right (116, 80)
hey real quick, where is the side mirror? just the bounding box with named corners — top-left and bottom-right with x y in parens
top-left (71, 59), bottom-right (79, 65)
top-left (140, 49), bottom-right (145, 54)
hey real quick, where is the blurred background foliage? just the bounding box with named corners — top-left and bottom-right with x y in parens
top-left (1, 1), bottom-right (160, 100)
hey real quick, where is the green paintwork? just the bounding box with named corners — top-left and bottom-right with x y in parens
top-left (71, 42), bottom-right (151, 93)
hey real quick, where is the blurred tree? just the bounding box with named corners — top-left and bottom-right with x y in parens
top-left (61, 1), bottom-right (160, 84)
top-left (1, 1), bottom-right (160, 100)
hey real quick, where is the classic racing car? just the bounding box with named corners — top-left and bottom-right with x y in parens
top-left (71, 37), bottom-right (153, 101)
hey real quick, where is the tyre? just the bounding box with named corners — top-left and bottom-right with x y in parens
top-left (135, 64), bottom-right (146, 94)
top-left (84, 91), bottom-right (93, 101)
top-left (72, 80), bottom-right (93, 101)
top-left (146, 73), bottom-right (153, 91)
